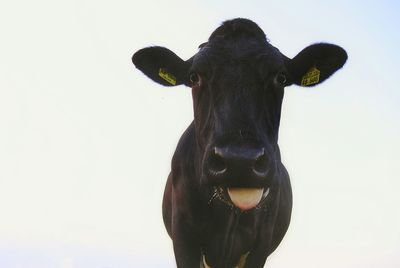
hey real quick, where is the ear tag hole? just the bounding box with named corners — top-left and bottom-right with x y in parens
top-left (158, 68), bottom-right (177, 85)
top-left (301, 66), bottom-right (320, 86)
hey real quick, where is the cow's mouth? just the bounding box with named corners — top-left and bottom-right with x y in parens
top-left (211, 187), bottom-right (270, 211)
top-left (227, 187), bottom-right (264, 210)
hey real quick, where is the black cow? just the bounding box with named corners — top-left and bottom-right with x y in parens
top-left (132, 18), bottom-right (347, 268)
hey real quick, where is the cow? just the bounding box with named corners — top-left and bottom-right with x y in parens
top-left (132, 18), bottom-right (347, 268)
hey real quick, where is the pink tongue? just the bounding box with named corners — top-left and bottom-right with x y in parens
top-left (227, 188), bottom-right (264, 211)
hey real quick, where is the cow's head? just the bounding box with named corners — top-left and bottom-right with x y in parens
top-left (133, 18), bottom-right (347, 211)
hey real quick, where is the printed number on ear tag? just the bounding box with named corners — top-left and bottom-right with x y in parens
top-left (158, 68), bottom-right (176, 85)
top-left (301, 66), bottom-right (320, 86)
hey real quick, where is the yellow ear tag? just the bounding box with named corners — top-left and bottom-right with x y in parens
top-left (158, 68), bottom-right (176, 85)
top-left (300, 66), bottom-right (320, 86)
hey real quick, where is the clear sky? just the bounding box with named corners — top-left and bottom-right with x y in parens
top-left (0, 0), bottom-right (399, 267)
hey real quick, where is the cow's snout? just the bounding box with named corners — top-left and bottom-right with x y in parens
top-left (206, 145), bottom-right (270, 180)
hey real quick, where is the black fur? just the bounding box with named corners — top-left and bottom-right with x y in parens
top-left (132, 18), bottom-right (347, 268)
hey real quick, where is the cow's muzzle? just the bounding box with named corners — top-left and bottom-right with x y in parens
top-left (204, 145), bottom-right (273, 210)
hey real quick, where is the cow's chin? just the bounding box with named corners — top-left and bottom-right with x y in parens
top-left (227, 187), bottom-right (264, 210)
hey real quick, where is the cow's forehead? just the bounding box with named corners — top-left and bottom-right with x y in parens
top-left (207, 39), bottom-right (278, 58)
top-left (192, 19), bottom-right (283, 68)
top-left (207, 19), bottom-right (271, 55)
top-left (193, 41), bottom-right (283, 73)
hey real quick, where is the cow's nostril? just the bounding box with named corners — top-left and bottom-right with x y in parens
top-left (252, 152), bottom-right (269, 177)
top-left (208, 148), bottom-right (227, 175)
top-left (207, 146), bottom-right (270, 178)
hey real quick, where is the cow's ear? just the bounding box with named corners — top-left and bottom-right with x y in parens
top-left (285, 43), bottom-right (347, 87)
top-left (132, 46), bottom-right (190, 87)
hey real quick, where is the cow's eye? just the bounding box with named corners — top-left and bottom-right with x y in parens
top-left (275, 73), bottom-right (287, 86)
top-left (189, 72), bottom-right (201, 86)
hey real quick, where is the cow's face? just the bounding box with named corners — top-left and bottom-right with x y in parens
top-left (189, 23), bottom-right (287, 197)
top-left (132, 18), bottom-right (347, 210)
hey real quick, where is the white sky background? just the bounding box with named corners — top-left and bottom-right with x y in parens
top-left (0, 0), bottom-right (399, 267)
